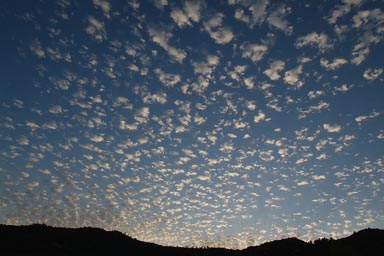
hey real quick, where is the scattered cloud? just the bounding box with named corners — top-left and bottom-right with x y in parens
top-left (323, 123), bottom-right (342, 133)
top-left (284, 65), bottom-right (303, 88)
top-left (204, 13), bottom-right (234, 44)
top-left (240, 43), bottom-right (268, 63)
top-left (295, 32), bottom-right (333, 52)
top-left (267, 4), bottom-right (293, 35)
top-left (320, 58), bottom-right (348, 70)
top-left (363, 68), bottom-right (383, 80)
top-left (355, 111), bottom-right (380, 122)
top-left (148, 26), bottom-right (187, 63)
top-left (264, 60), bottom-right (285, 80)
top-left (85, 16), bottom-right (107, 41)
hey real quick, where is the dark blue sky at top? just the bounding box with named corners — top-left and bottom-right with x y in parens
top-left (0, 0), bottom-right (383, 249)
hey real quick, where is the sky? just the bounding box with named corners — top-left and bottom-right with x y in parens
top-left (0, 0), bottom-right (383, 249)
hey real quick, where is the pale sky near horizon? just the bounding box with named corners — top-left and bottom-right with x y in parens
top-left (0, 0), bottom-right (383, 249)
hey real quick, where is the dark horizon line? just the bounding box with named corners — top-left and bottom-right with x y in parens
top-left (1, 222), bottom-right (383, 250)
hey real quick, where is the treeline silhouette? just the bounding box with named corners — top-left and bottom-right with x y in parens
top-left (0, 224), bottom-right (383, 255)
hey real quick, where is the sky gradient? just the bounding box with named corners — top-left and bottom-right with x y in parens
top-left (0, 0), bottom-right (383, 249)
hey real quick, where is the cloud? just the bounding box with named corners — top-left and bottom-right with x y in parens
top-left (312, 175), bottom-right (326, 180)
top-left (351, 47), bottom-right (370, 65)
top-left (90, 135), bottom-right (104, 143)
top-left (184, 0), bottom-right (202, 22)
top-left (352, 9), bottom-right (371, 28)
top-left (350, 9), bottom-right (384, 65)
top-left (327, 0), bottom-right (363, 24)
top-left (266, 4), bottom-right (293, 35)
top-left (192, 55), bottom-right (220, 75)
top-left (49, 105), bottom-right (63, 114)
top-left (249, 0), bottom-right (269, 25)
top-left (355, 111), bottom-right (380, 122)
top-left (143, 91), bottom-right (168, 104)
top-left (25, 121), bottom-right (40, 131)
top-left (148, 26), bottom-right (187, 63)
top-left (323, 123), bottom-right (342, 133)
top-left (334, 84), bottom-right (352, 93)
top-left (363, 68), bottom-right (383, 80)
top-left (171, 9), bottom-right (192, 27)
top-left (20, 172), bottom-right (30, 178)
top-left (30, 39), bottom-right (45, 58)
top-left (85, 16), bottom-right (107, 42)
top-left (246, 101), bottom-right (256, 111)
top-left (254, 110), bottom-right (266, 123)
top-left (295, 32), bottom-right (333, 52)
top-left (264, 60), bottom-right (285, 80)
top-left (27, 182), bottom-right (39, 189)
top-left (134, 107), bottom-right (150, 124)
top-left (194, 113), bottom-right (206, 125)
top-left (204, 13), bottom-right (234, 44)
top-left (320, 58), bottom-right (348, 70)
top-left (240, 43), bottom-right (268, 63)
top-left (283, 65), bottom-right (303, 87)
top-left (93, 0), bottom-right (111, 18)
top-left (234, 8), bottom-right (251, 25)
top-left (154, 68), bottom-right (181, 87)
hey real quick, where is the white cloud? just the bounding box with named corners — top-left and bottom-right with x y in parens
top-left (295, 32), bottom-right (333, 52)
top-left (320, 58), bottom-right (348, 70)
top-left (148, 26), bottom-right (187, 63)
top-left (254, 110), bottom-right (266, 123)
top-left (49, 105), bottom-right (63, 114)
top-left (350, 9), bottom-right (384, 65)
top-left (219, 142), bottom-right (234, 153)
top-left (204, 13), bottom-right (234, 44)
top-left (312, 175), bottom-right (326, 180)
top-left (18, 137), bottom-right (29, 145)
top-left (297, 180), bottom-right (309, 186)
top-left (267, 4), bottom-right (292, 35)
top-left (134, 107), bottom-right (150, 124)
top-left (171, 9), bottom-right (191, 27)
top-left (323, 123), bottom-right (342, 133)
top-left (184, 0), bottom-right (201, 23)
top-left (143, 91), bottom-right (167, 104)
top-left (234, 8), bottom-right (251, 24)
top-left (25, 121), bottom-right (40, 131)
top-left (240, 43), bottom-right (268, 63)
top-left (243, 76), bottom-right (255, 89)
top-left (264, 60), bottom-right (285, 80)
top-left (327, 0), bottom-right (363, 24)
top-left (246, 101), bottom-right (256, 111)
top-left (30, 39), bottom-right (45, 58)
top-left (352, 9), bottom-right (371, 28)
top-left (192, 55), bottom-right (220, 75)
top-left (308, 90), bottom-right (325, 99)
top-left (283, 65), bottom-right (303, 87)
top-left (154, 68), bottom-right (181, 87)
top-left (363, 68), bottom-right (383, 80)
top-left (137, 136), bottom-right (148, 144)
top-left (355, 111), bottom-right (380, 122)
top-left (42, 121), bottom-right (57, 130)
top-left (351, 47), bottom-right (370, 65)
top-left (90, 135), bottom-right (104, 143)
top-left (334, 84), bottom-right (352, 93)
top-left (194, 113), bottom-right (206, 125)
top-left (85, 16), bottom-right (107, 41)
top-left (249, 0), bottom-right (269, 26)
top-left (27, 182), bottom-right (39, 189)
top-left (93, 0), bottom-right (111, 18)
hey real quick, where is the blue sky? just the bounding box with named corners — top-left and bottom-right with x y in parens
top-left (0, 0), bottom-right (383, 249)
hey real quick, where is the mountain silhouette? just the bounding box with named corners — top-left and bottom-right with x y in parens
top-left (0, 224), bottom-right (383, 255)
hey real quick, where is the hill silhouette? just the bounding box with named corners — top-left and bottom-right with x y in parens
top-left (0, 224), bottom-right (383, 255)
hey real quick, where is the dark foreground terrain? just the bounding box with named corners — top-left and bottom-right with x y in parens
top-left (0, 224), bottom-right (383, 255)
